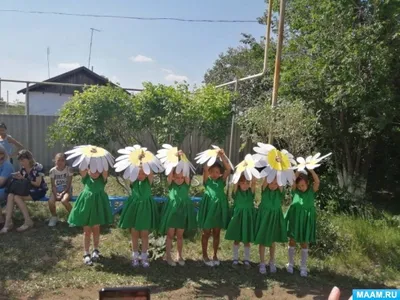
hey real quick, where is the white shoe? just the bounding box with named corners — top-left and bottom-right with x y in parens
top-left (259, 263), bottom-right (267, 274)
top-left (203, 258), bottom-right (214, 267)
top-left (91, 249), bottom-right (100, 262)
top-left (83, 254), bottom-right (93, 266)
top-left (300, 268), bottom-right (308, 277)
top-left (269, 263), bottom-right (277, 273)
top-left (48, 216), bottom-right (58, 227)
top-left (286, 263), bottom-right (294, 274)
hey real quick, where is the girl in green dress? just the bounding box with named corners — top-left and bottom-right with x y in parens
top-left (254, 177), bottom-right (287, 275)
top-left (159, 153), bottom-right (197, 267)
top-left (198, 149), bottom-right (231, 267)
top-left (285, 169), bottom-right (320, 277)
top-left (68, 169), bottom-right (113, 266)
top-left (118, 167), bottom-right (158, 268)
top-left (225, 175), bottom-right (256, 269)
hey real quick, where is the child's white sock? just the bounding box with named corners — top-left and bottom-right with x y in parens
top-left (300, 248), bottom-right (308, 270)
top-left (132, 251), bottom-right (139, 259)
top-left (244, 246), bottom-right (250, 261)
top-left (288, 246), bottom-right (295, 267)
top-left (233, 244), bottom-right (239, 260)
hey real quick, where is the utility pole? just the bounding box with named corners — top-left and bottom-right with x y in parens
top-left (88, 28), bottom-right (101, 69)
top-left (269, 0), bottom-right (286, 144)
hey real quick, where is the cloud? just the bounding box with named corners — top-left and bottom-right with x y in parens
top-left (130, 55), bottom-right (154, 63)
top-left (165, 73), bottom-right (188, 82)
top-left (161, 68), bottom-right (173, 74)
top-left (58, 63), bottom-right (80, 70)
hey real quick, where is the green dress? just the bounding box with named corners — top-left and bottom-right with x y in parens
top-left (225, 189), bottom-right (256, 243)
top-left (254, 188), bottom-right (287, 247)
top-left (285, 187), bottom-right (316, 243)
top-left (158, 182), bottom-right (197, 234)
top-left (118, 178), bottom-right (159, 231)
top-left (68, 175), bottom-right (113, 227)
top-left (197, 177), bottom-right (229, 230)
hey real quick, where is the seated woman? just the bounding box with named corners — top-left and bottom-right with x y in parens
top-left (0, 145), bottom-right (14, 226)
top-left (0, 150), bottom-right (48, 233)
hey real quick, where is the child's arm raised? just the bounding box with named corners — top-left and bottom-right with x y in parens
top-left (233, 182), bottom-right (238, 194)
top-left (148, 170), bottom-right (154, 185)
top-left (219, 149), bottom-right (231, 181)
top-left (292, 171), bottom-right (300, 190)
top-left (102, 170), bottom-right (109, 181)
top-left (167, 171), bottom-right (173, 185)
top-left (309, 169), bottom-right (320, 192)
top-left (184, 175), bottom-right (190, 185)
top-left (251, 177), bottom-right (257, 194)
top-left (202, 165), bottom-right (209, 184)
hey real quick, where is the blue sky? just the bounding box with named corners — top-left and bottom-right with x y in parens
top-left (0, 0), bottom-right (266, 102)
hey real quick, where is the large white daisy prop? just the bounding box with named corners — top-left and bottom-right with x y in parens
top-left (232, 154), bottom-right (261, 184)
top-left (156, 144), bottom-right (195, 177)
top-left (296, 152), bottom-right (332, 172)
top-left (114, 145), bottom-right (164, 181)
top-left (195, 145), bottom-right (234, 170)
top-left (253, 143), bottom-right (296, 186)
top-left (65, 145), bottom-right (114, 173)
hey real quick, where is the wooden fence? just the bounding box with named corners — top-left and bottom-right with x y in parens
top-left (0, 115), bottom-right (254, 171)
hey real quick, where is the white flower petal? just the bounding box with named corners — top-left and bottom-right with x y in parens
top-left (80, 156), bottom-right (90, 170)
top-left (277, 171), bottom-right (283, 186)
top-left (250, 167), bottom-right (261, 179)
top-left (244, 168), bottom-right (252, 180)
top-left (72, 154), bottom-right (85, 167)
top-left (267, 169), bottom-right (277, 183)
top-left (115, 159), bottom-right (131, 173)
top-left (143, 163), bottom-right (151, 175)
top-left (101, 156), bottom-right (109, 171)
top-left (296, 157), bottom-right (306, 164)
top-left (207, 156), bottom-right (217, 166)
top-left (232, 172), bottom-right (241, 184)
top-left (162, 144), bottom-right (173, 149)
top-left (116, 154), bottom-right (129, 162)
top-left (118, 149), bottom-right (132, 155)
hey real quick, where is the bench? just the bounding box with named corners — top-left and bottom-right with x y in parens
top-left (38, 196), bottom-right (202, 215)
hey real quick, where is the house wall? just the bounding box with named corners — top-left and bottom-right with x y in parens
top-left (29, 92), bottom-right (71, 116)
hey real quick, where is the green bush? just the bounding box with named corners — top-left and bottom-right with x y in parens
top-left (316, 178), bottom-right (381, 220)
top-left (311, 209), bottom-right (349, 258)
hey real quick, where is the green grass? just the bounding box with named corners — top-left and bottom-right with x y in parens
top-left (0, 176), bottom-right (399, 299)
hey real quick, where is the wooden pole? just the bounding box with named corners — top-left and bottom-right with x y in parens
top-left (269, 0), bottom-right (286, 144)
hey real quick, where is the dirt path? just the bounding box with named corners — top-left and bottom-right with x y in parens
top-left (14, 283), bottom-right (352, 300)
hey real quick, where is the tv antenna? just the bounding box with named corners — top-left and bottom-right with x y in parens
top-left (88, 27), bottom-right (101, 69)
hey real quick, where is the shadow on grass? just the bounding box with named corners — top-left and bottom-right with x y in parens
top-left (0, 214), bottom-right (113, 299)
top-left (93, 255), bottom-right (398, 300)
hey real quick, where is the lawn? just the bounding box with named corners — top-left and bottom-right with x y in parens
top-left (0, 175), bottom-right (399, 299)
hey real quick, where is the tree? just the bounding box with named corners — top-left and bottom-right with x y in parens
top-left (47, 84), bottom-right (137, 152)
top-left (280, 0), bottom-right (400, 195)
top-left (133, 82), bottom-right (193, 151)
top-left (237, 99), bottom-right (318, 157)
top-left (48, 83), bottom-right (233, 157)
top-left (204, 34), bottom-right (275, 110)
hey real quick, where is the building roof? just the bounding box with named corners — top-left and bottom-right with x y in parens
top-left (17, 66), bottom-right (127, 94)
